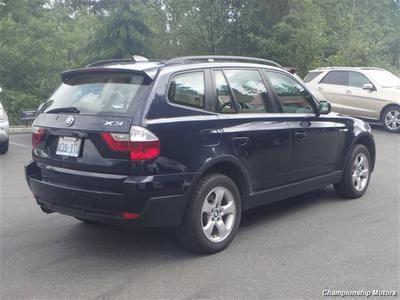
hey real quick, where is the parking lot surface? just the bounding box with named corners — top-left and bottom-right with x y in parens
top-left (1, 129), bottom-right (399, 299)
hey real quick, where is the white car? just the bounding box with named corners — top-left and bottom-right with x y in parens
top-left (304, 67), bottom-right (400, 133)
top-left (0, 100), bottom-right (9, 153)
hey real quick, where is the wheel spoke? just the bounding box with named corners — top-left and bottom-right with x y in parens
top-left (357, 155), bottom-right (364, 167)
top-left (214, 188), bottom-right (224, 207)
top-left (203, 220), bottom-right (215, 238)
top-left (360, 169), bottom-right (369, 177)
top-left (215, 219), bottom-right (228, 237)
top-left (202, 199), bottom-right (214, 214)
top-left (221, 201), bottom-right (235, 216)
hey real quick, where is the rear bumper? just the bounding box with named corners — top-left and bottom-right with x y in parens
top-left (25, 160), bottom-right (196, 227)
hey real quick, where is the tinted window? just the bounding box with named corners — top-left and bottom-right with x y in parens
top-left (43, 72), bottom-right (149, 116)
top-left (168, 72), bottom-right (205, 108)
top-left (348, 71), bottom-right (371, 88)
top-left (320, 70), bottom-right (348, 86)
top-left (264, 71), bottom-right (315, 114)
top-left (224, 69), bottom-right (273, 113)
top-left (214, 71), bottom-right (235, 113)
top-left (303, 71), bottom-right (322, 83)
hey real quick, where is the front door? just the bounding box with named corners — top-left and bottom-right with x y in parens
top-left (263, 70), bottom-right (346, 182)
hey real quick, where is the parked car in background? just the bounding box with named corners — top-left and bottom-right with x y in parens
top-left (0, 100), bottom-right (10, 154)
top-left (304, 67), bottom-right (400, 133)
top-left (25, 56), bottom-right (375, 253)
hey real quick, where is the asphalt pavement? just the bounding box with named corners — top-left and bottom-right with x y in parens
top-left (1, 129), bottom-right (399, 299)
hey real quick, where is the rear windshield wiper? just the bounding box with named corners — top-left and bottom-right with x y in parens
top-left (46, 106), bottom-right (80, 114)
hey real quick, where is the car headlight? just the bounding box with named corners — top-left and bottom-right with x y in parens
top-left (0, 108), bottom-right (7, 121)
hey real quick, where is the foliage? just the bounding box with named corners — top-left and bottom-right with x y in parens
top-left (0, 0), bottom-right (399, 124)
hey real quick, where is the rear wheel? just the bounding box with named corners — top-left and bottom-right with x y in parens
top-left (176, 174), bottom-right (241, 254)
top-left (334, 144), bottom-right (371, 199)
top-left (382, 106), bottom-right (400, 133)
top-left (0, 138), bottom-right (9, 154)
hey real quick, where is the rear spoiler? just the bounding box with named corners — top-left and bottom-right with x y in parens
top-left (61, 67), bottom-right (155, 83)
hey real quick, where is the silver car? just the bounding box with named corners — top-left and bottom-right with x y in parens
top-left (0, 100), bottom-right (9, 154)
top-left (304, 67), bottom-right (400, 133)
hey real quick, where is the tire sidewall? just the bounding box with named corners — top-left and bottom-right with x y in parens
top-left (189, 174), bottom-right (242, 253)
top-left (0, 138), bottom-right (9, 154)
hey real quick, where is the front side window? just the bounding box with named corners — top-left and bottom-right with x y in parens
top-left (168, 72), bottom-right (205, 108)
top-left (223, 69), bottom-right (273, 113)
top-left (264, 70), bottom-right (315, 114)
top-left (348, 71), bottom-right (371, 88)
top-left (319, 70), bottom-right (349, 86)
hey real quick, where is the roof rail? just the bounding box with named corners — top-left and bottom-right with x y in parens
top-left (86, 55), bottom-right (155, 68)
top-left (164, 55), bottom-right (283, 67)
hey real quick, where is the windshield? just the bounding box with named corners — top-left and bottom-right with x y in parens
top-left (363, 70), bottom-right (400, 87)
top-left (43, 72), bottom-right (150, 116)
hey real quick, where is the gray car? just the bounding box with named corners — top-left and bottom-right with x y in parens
top-left (0, 100), bottom-right (10, 154)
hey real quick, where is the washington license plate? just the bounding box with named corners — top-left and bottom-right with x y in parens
top-left (56, 137), bottom-right (82, 157)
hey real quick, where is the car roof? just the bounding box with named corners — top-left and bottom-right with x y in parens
top-left (309, 67), bottom-right (385, 72)
top-left (73, 56), bottom-right (291, 80)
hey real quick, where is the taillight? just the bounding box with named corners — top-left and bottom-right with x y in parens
top-left (129, 126), bottom-right (160, 160)
top-left (32, 126), bottom-right (45, 147)
top-left (101, 126), bottom-right (160, 160)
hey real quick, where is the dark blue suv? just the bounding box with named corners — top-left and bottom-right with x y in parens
top-left (25, 56), bottom-right (376, 253)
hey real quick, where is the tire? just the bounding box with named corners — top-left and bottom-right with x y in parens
top-left (334, 144), bottom-right (372, 199)
top-left (0, 139), bottom-right (9, 154)
top-left (176, 173), bottom-right (242, 254)
top-left (381, 106), bottom-right (400, 133)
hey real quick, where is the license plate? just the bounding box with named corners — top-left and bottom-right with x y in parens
top-left (56, 137), bottom-right (82, 157)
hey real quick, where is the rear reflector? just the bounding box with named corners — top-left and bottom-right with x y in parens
top-left (122, 212), bottom-right (140, 220)
top-left (32, 126), bottom-right (45, 147)
top-left (101, 126), bottom-right (160, 160)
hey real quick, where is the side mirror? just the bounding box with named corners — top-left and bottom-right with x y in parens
top-left (318, 101), bottom-right (331, 114)
top-left (362, 83), bottom-right (374, 91)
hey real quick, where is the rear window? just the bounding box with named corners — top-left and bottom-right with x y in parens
top-left (303, 71), bottom-right (322, 83)
top-left (42, 72), bottom-right (150, 116)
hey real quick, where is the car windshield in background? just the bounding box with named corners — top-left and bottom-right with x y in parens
top-left (303, 71), bottom-right (322, 83)
top-left (43, 72), bottom-right (149, 116)
top-left (364, 70), bottom-right (400, 87)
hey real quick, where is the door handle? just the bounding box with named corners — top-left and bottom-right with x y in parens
top-left (294, 131), bottom-right (307, 139)
top-left (345, 90), bottom-right (352, 95)
top-left (317, 87), bottom-right (323, 91)
top-left (232, 136), bottom-right (249, 146)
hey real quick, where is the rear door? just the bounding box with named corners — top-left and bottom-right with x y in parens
top-left (214, 69), bottom-right (292, 191)
top-left (264, 70), bottom-right (346, 182)
top-left (32, 70), bottom-right (152, 177)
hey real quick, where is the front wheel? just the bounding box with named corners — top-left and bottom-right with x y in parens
top-left (176, 174), bottom-right (241, 254)
top-left (382, 106), bottom-right (400, 133)
top-left (334, 144), bottom-right (371, 199)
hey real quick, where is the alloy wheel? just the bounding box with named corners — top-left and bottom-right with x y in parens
top-left (352, 153), bottom-right (369, 192)
top-left (201, 186), bottom-right (236, 243)
top-left (384, 109), bottom-right (400, 131)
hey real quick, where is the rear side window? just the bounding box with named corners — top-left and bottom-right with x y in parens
top-left (348, 71), bottom-right (371, 88)
top-left (303, 71), bottom-right (322, 83)
top-left (319, 70), bottom-right (348, 86)
top-left (168, 72), bottom-right (205, 108)
top-left (43, 72), bottom-right (149, 116)
top-left (264, 71), bottom-right (315, 114)
top-left (223, 69), bottom-right (273, 113)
